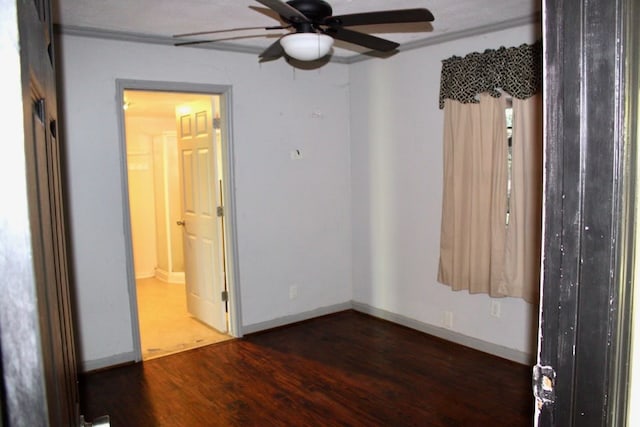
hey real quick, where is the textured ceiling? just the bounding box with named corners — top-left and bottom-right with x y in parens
top-left (53, 0), bottom-right (541, 59)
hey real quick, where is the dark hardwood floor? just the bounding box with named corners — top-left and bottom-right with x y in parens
top-left (80, 310), bottom-right (534, 426)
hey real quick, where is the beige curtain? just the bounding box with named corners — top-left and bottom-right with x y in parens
top-left (438, 94), bottom-right (509, 296)
top-left (500, 94), bottom-right (542, 303)
top-left (438, 93), bottom-right (542, 303)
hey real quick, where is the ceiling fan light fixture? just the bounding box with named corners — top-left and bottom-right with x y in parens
top-left (280, 33), bottom-right (334, 61)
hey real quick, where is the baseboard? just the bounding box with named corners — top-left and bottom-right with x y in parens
top-left (80, 302), bottom-right (531, 371)
top-left (135, 271), bottom-right (155, 280)
top-left (242, 302), bottom-right (353, 335)
top-left (155, 268), bottom-right (185, 284)
top-left (81, 351), bottom-right (137, 373)
top-left (352, 301), bottom-right (533, 365)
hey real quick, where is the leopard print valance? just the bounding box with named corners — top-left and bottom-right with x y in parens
top-left (439, 41), bottom-right (542, 109)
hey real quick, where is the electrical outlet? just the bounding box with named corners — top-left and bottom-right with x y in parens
top-left (490, 300), bottom-right (501, 318)
top-left (443, 311), bottom-right (453, 329)
top-left (289, 285), bottom-right (298, 300)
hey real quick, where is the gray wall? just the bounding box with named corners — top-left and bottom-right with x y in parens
top-left (349, 23), bottom-right (540, 356)
top-left (57, 36), bottom-right (352, 368)
top-left (58, 23), bottom-right (540, 369)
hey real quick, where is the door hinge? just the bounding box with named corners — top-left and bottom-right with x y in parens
top-left (217, 206), bottom-right (224, 217)
top-left (80, 414), bottom-right (110, 426)
top-left (221, 290), bottom-right (228, 302)
top-left (532, 364), bottom-right (556, 410)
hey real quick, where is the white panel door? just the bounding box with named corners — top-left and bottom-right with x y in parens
top-left (176, 100), bottom-right (227, 332)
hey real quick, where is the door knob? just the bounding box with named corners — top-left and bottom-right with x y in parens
top-left (176, 220), bottom-right (185, 226)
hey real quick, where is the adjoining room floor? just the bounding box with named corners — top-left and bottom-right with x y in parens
top-left (136, 277), bottom-right (232, 360)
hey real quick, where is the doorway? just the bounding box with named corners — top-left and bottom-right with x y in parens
top-left (117, 82), bottom-right (241, 361)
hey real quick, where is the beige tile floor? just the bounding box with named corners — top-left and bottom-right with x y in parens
top-left (136, 277), bottom-right (232, 360)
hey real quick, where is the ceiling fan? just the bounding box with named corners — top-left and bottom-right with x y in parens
top-left (173, 0), bottom-right (435, 62)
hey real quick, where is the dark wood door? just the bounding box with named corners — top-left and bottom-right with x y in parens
top-left (0, 0), bottom-right (80, 425)
top-left (536, 0), bottom-right (637, 425)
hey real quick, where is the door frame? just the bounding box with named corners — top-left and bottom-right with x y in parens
top-left (115, 79), bottom-right (243, 361)
top-left (535, 0), bottom-right (636, 425)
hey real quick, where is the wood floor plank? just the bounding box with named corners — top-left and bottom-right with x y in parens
top-left (80, 310), bottom-right (534, 426)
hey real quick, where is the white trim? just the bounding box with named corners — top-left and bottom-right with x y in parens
top-left (158, 132), bottom-right (175, 277)
top-left (134, 271), bottom-right (156, 280)
top-left (154, 268), bottom-right (185, 284)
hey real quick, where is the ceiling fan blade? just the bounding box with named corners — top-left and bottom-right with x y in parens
top-left (254, 0), bottom-right (310, 23)
top-left (259, 38), bottom-right (285, 61)
top-left (174, 25), bottom-right (287, 38)
top-left (175, 34), bottom-right (276, 47)
top-left (326, 27), bottom-right (399, 52)
top-left (174, 39), bottom-right (221, 47)
top-left (325, 8), bottom-right (434, 27)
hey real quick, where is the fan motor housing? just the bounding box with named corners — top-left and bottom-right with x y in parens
top-left (286, 0), bottom-right (333, 21)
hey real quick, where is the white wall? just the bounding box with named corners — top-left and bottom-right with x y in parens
top-left (125, 116), bottom-right (183, 279)
top-left (57, 36), bottom-right (353, 367)
top-left (125, 120), bottom-right (158, 278)
top-left (349, 24), bottom-right (541, 358)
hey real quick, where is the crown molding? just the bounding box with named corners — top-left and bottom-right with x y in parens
top-left (53, 24), bottom-right (351, 63)
top-left (54, 13), bottom-right (540, 66)
top-left (55, 24), bottom-right (265, 55)
top-left (346, 12), bottom-right (541, 64)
